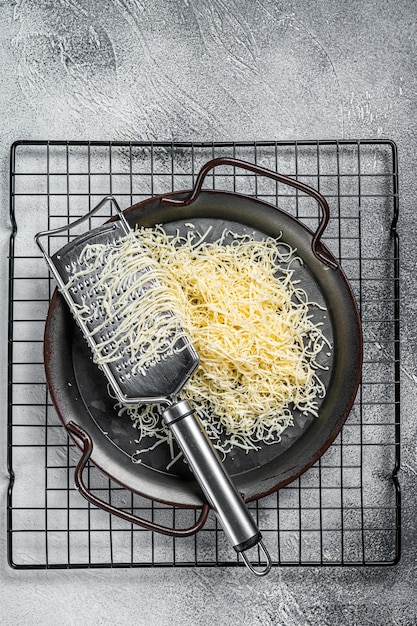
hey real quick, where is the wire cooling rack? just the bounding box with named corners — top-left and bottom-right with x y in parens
top-left (7, 140), bottom-right (400, 569)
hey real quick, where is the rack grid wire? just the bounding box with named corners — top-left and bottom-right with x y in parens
top-left (7, 140), bottom-right (400, 569)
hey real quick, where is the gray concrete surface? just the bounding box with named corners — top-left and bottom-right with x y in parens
top-left (0, 1), bottom-right (416, 624)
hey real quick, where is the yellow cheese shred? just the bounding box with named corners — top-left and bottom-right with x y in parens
top-left (62, 223), bottom-right (331, 460)
top-left (125, 225), bottom-right (331, 457)
top-left (60, 231), bottom-right (189, 376)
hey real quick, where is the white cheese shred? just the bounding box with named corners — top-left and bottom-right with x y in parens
top-left (62, 223), bottom-right (332, 462)
top-left (60, 231), bottom-right (188, 376)
top-left (124, 225), bottom-right (332, 460)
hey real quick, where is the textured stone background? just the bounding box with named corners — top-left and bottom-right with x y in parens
top-left (0, 1), bottom-right (416, 624)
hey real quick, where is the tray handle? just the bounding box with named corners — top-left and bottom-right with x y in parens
top-left (66, 421), bottom-right (210, 538)
top-left (162, 156), bottom-right (338, 270)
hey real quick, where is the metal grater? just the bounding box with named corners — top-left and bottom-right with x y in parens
top-left (36, 195), bottom-right (272, 576)
top-left (38, 202), bottom-right (199, 405)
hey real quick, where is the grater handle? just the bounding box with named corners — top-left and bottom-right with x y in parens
top-left (163, 400), bottom-right (272, 576)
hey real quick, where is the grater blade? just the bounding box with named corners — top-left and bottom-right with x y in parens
top-left (36, 200), bottom-right (199, 405)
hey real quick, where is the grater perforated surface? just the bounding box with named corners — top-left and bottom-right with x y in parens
top-left (43, 217), bottom-right (199, 403)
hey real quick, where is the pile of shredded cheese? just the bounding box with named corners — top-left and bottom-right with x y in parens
top-left (62, 223), bottom-right (331, 460)
top-left (123, 224), bottom-right (331, 457)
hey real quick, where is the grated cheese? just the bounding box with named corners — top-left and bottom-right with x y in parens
top-left (125, 225), bottom-right (332, 457)
top-left (62, 223), bottom-right (331, 461)
top-left (60, 231), bottom-right (189, 376)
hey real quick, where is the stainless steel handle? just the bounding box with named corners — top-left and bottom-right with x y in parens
top-left (162, 400), bottom-right (272, 576)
